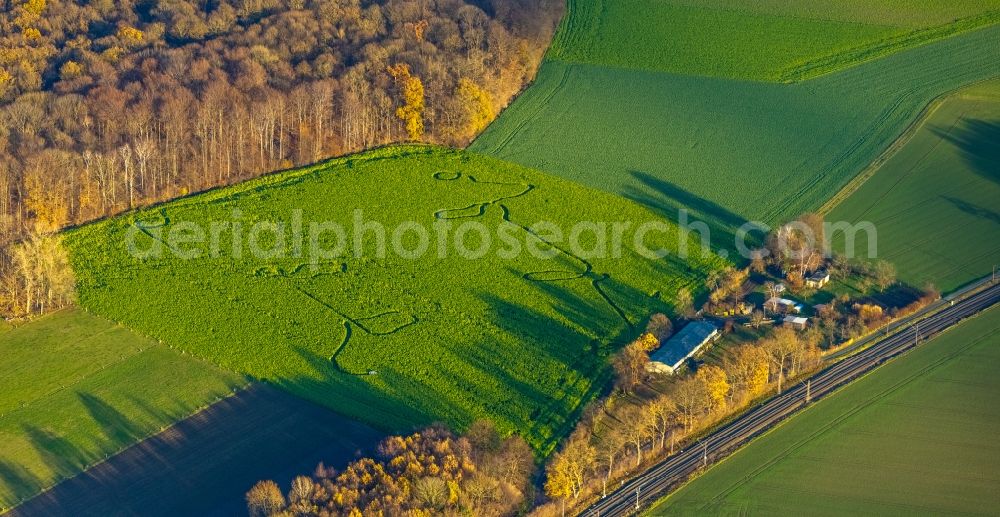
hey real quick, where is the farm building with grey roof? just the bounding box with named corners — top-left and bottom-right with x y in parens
top-left (647, 320), bottom-right (720, 374)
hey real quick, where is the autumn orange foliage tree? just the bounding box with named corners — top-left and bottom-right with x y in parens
top-left (538, 313), bottom-right (824, 516)
top-left (249, 422), bottom-right (534, 516)
top-left (456, 78), bottom-right (494, 137)
top-left (0, 0), bottom-right (565, 319)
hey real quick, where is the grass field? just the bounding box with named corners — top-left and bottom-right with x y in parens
top-left (828, 80), bottom-right (1000, 292)
top-left (65, 145), bottom-right (726, 454)
top-left (549, 0), bottom-right (1000, 81)
top-left (8, 384), bottom-right (381, 517)
top-left (0, 309), bottom-right (246, 510)
top-left (647, 305), bottom-right (1000, 515)
top-left (12, 3), bottom-right (999, 511)
top-left (473, 6), bottom-right (1000, 247)
top-left (669, 0), bottom-right (1000, 27)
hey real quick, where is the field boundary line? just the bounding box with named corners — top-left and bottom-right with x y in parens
top-left (818, 76), bottom-right (1000, 215)
top-left (694, 317), bottom-right (996, 511)
top-left (817, 94), bottom-right (945, 215)
top-left (0, 306), bottom-right (71, 330)
top-left (0, 327), bottom-right (148, 421)
top-left (779, 12), bottom-right (1000, 83)
top-left (650, 304), bottom-right (1000, 516)
top-left (468, 0), bottom-right (569, 150)
top-left (477, 63), bottom-right (572, 155)
top-left (766, 86), bottom-right (910, 223)
top-left (0, 384), bottom-right (250, 513)
top-left (57, 144), bottom-right (444, 237)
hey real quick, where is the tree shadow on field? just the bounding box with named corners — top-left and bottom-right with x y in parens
top-left (623, 171), bottom-right (758, 259)
top-left (279, 345), bottom-right (436, 431)
top-left (20, 425), bottom-right (94, 477)
top-left (79, 392), bottom-right (145, 446)
top-left (0, 459), bottom-right (43, 507)
top-left (941, 196), bottom-right (1000, 225)
top-left (475, 266), bottom-right (678, 452)
top-left (9, 384), bottom-right (384, 517)
top-left (284, 327), bottom-right (607, 455)
top-left (127, 395), bottom-right (185, 429)
top-left (933, 118), bottom-right (1000, 185)
top-left (6, 388), bottom-right (283, 513)
top-left (476, 291), bottom-right (615, 453)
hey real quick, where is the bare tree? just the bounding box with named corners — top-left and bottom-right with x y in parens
top-left (412, 476), bottom-right (449, 510)
top-left (595, 426), bottom-right (627, 498)
top-left (118, 145), bottom-right (134, 208)
top-left (246, 480), bottom-right (286, 517)
top-left (646, 393), bottom-right (677, 451)
top-left (612, 340), bottom-right (652, 394)
top-left (133, 139), bottom-right (155, 196)
top-left (619, 404), bottom-right (655, 467)
top-left (673, 375), bottom-right (710, 430)
top-left (874, 260), bottom-right (897, 292)
top-left (675, 287), bottom-right (694, 318)
top-left (646, 313), bottom-right (673, 341)
top-left (310, 80), bottom-right (334, 161)
top-left (762, 327), bottom-right (800, 394)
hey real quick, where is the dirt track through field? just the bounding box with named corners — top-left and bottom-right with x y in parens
top-left (7, 384), bottom-right (382, 517)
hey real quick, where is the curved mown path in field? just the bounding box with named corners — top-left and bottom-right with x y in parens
top-left (293, 286), bottom-right (418, 376)
top-left (432, 171), bottom-right (635, 330)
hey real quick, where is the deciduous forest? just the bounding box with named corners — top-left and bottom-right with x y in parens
top-left (0, 0), bottom-right (562, 318)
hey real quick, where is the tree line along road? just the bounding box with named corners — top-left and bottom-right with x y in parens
top-left (582, 278), bottom-right (1000, 516)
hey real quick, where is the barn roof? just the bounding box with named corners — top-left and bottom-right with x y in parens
top-left (649, 320), bottom-right (719, 371)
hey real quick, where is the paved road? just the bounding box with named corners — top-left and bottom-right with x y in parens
top-left (582, 280), bottom-right (1000, 516)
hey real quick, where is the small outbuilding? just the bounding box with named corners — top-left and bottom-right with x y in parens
top-left (765, 297), bottom-right (803, 314)
top-left (783, 315), bottom-right (809, 330)
top-left (647, 320), bottom-right (720, 374)
top-left (805, 270), bottom-right (831, 289)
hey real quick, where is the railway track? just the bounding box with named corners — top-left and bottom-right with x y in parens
top-left (582, 280), bottom-right (1000, 516)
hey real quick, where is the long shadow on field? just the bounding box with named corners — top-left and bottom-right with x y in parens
top-left (623, 171), bottom-right (758, 257)
top-left (79, 393), bottom-right (146, 446)
top-left (476, 270), bottom-right (669, 452)
top-left (941, 196), bottom-right (1000, 225)
top-left (20, 426), bottom-right (94, 478)
top-left (9, 384), bottom-right (382, 517)
top-left (2, 392), bottom-right (219, 510)
top-left (934, 118), bottom-right (1000, 185)
top-left (127, 395), bottom-right (187, 429)
top-left (279, 345), bottom-right (436, 430)
top-left (477, 292), bottom-right (612, 453)
top-left (0, 460), bottom-right (43, 508)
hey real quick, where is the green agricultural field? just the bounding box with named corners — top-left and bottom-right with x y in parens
top-left (11, 384), bottom-right (382, 517)
top-left (828, 80), bottom-right (1000, 292)
top-left (473, 3), bottom-right (1000, 249)
top-left (0, 309), bottom-right (246, 510)
top-left (647, 305), bottom-right (1000, 515)
top-left (550, 0), bottom-right (1000, 81)
top-left (65, 146), bottom-right (727, 454)
top-left (670, 0), bottom-right (1000, 27)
